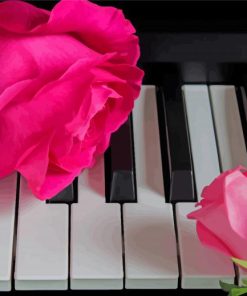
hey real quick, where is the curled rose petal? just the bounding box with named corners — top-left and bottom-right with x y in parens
top-left (36, 0), bottom-right (140, 64)
top-left (0, 0), bottom-right (49, 33)
top-left (0, 0), bottom-right (144, 200)
top-left (188, 166), bottom-right (247, 261)
top-left (224, 169), bottom-right (247, 241)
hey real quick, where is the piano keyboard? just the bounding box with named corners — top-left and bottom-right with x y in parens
top-left (1, 84), bottom-right (247, 293)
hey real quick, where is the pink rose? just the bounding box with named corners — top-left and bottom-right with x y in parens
top-left (188, 166), bottom-right (247, 261)
top-left (0, 0), bottom-right (144, 200)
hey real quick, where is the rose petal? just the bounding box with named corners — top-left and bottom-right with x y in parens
top-left (0, 57), bottom-right (96, 182)
top-left (0, 38), bottom-right (40, 94)
top-left (0, 0), bottom-right (49, 33)
top-left (0, 0), bottom-right (144, 200)
top-left (34, 0), bottom-right (139, 64)
top-left (196, 222), bottom-right (234, 258)
top-left (17, 134), bottom-right (52, 191)
top-left (225, 169), bottom-right (247, 240)
top-left (189, 203), bottom-right (247, 260)
top-left (200, 169), bottom-right (230, 203)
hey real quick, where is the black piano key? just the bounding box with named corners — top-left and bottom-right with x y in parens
top-left (105, 116), bottom-right (136, 203)
top-left (47, 180), bottom-right (77, 204)
top-left (156, 78), bottom-right (195, 203)
top-left (236, 86), bottom-right (247, 148)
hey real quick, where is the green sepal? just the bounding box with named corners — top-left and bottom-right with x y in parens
top-left (229, 287), bottom-right (247, 296)
top-left (232, 258), bottom-right (247, 269)
top-left (220, 281), bottom-right (239, 292)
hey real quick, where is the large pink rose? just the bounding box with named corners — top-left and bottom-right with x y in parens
top-left (188, 166), bottom-right (247, 261)
top-left (0, 0), bottom-right (144, 200)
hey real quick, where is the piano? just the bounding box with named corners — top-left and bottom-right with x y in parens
top-left (1, 0), bottom-right (247, 295)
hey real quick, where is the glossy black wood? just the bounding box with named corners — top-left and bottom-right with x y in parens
top-left (47, 181), bottom-right (77, 204)
top-left (23, 0), bottom-right (247, 86)
top-left (105, 117), bottom-right (136, 203)
top-left (156, 77), bottom-right (195, 203)
top-left (236, 86), bottom-right (247, 150)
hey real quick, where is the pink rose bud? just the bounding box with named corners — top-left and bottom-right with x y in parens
top-left (0, 0), bottom-right (144, 200)
top-left (188, 166), bottom-right (247, 261)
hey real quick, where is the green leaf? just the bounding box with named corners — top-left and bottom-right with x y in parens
top-left (232, 258), bottom-right (247, 269)
top-left (229, 287), bottom-right (247, 296)
top-left (242, 279), bottom-right (247, 286)
top-left (220, 280), bottom-right (239, 292)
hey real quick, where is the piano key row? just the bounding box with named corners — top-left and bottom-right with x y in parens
top-left (0, 84), bottom-right (247, 291)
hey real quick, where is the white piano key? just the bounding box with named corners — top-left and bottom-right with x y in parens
top-left (176, 203), bottom-right (235, 289)
top-left (210, 85), bottom-right (247, 282)
top-left (0, 174), bottom-right (17, 291)
top-left (235, 90), bottom-right (247, 284)
top-left (209, 85), bottom-right (247, 170)
top-left (70, 157), bottom-right (123, 290)
top-left (179, 85), bottom-right (235, 288)
top-left (14, 178), bottom-right (68, 290)
top-left (123, 85), bottom-right (179, 289)
top-left (182, 85), bottom-right (220, 200)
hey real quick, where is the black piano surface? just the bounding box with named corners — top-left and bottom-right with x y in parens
top-left (5, 0), bottom-right (247, 295)
top-left (27, 0), bottom-right (247, 86)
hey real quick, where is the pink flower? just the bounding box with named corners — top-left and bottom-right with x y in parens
top-left (188, 166), bottom-right (247, 261)
top-left (0, 0), bottom-right (144, 200)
